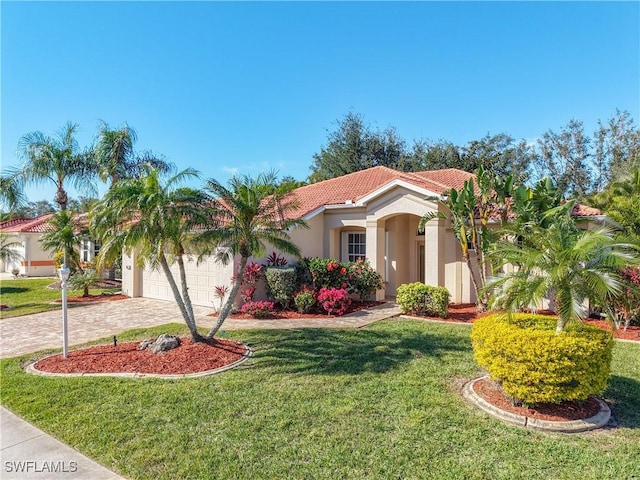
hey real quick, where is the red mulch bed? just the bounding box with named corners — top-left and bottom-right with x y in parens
top-left (223, 300), bottom-right (385, 320)
top-left (415, 304), bottom-right (640, 343)
top-left (473, 377), bottom-right (602, 422)
top-left (34, 337), bottom-right (248, 375)
top-left (53, 294), bottom-right (129, 304)
top-left (583, 318), bottom-right (640, 342)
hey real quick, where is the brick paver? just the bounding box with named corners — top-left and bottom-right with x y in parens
top-left (0, 297), bottom-right (400, 359)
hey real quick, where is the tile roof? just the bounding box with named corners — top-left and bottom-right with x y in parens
top-left (0, 214), bottom-right (56, 233)
top-left (291, 166), bottom-right (475, 217)
top-left (0, 213), bottom-right (91, 234)
top-left (572, 204), bottom-right (602, 217)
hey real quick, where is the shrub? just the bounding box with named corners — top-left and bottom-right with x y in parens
top-left (317, 287), bottom-right (351, 316)
top-left (240, 300), bottom-right (275, 319)
top-left (265, 251), bottom-right (288, 267)
top-left (471, 313), bottom-right (614, 405)
top-left (68, 270), bottom-right (100, 297)
top-left (396, 282), bottom-right (450, 318)
top-left (348, 259), bottom-right (383, 300)
top-left (308, 257), bottom-right (351, 291)
top-left (293, 286), bottom-right (316, 313)
top-left (265, 267), bottom-right (298, 309)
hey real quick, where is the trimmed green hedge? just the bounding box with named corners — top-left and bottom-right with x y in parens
top-left (265, 267), bottom-right (298, 309)
top-left (471, 313), bottom-right (614, 405)
top-left (396, 282), bottom-right (450, 318)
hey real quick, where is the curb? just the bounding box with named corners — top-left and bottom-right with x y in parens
top-left (24, 344), bottom-right (253, 380)
top-left (462, 376), bottom-right (611, 433)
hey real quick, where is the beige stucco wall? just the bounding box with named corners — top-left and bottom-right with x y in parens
top-left (4, 234), bottom-right (57, 277)
top-left (122, 182), bottom-right (478, 306)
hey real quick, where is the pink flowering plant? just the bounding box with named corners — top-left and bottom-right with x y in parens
top-left (317, 287), bottom-right (351, 316)
top-left (240, 300), bottom-right (275, 319)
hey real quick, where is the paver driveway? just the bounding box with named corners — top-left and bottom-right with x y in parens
top-left (0, 297), bottom-right (400, 358)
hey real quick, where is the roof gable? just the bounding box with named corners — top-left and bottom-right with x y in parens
top-left (293, 166), bottom-right (474, 218)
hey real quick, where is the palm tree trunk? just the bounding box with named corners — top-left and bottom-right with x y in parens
top-left (176, 254), bottom-right (200, 338)
top-left (465, 254), bottom-right (487, 312)
top-left (206, 256), bottom-right (248, 339)
top-left (159, 254), bottom-right (205, 342)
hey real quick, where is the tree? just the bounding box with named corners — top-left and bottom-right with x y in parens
top-left (197, 171), bottom-right (308, 338)
top-left (589, 168), bottom-right (640, 237)
top-left (39, 210), bottom-right (84, 274)
top-left (532, 119), bottom-right (593, 199)
top-left (420, 166), bottom-right (514, 311)
top-left (93, 121), bottom-right (174, 188)
top-left (487, 201), bottom-right (640, 332)
top-left (1, 122), bottom-right (95, 212)
top-left (90, 166), bottom-right (212, 342)
top-left (460, 133), bottom-right (533, 183)
top-left (308, 112), bottom-right (409, 182)
top-left (401, 139), bottom-right (462, 172)
top-left (593, 109), bottom-right (640, 192)
top-left (0, 232), bottom-right (23, 268)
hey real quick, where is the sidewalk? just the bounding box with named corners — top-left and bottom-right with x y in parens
top-left (1, 296), bottom-right (400, 480)
top-left (1, 407), bottom-right (125, 479)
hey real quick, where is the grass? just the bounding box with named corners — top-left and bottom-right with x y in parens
top-left (0, 277), bottom-right (120, 319)
top-left (1, 320), bottom-right (639, 480)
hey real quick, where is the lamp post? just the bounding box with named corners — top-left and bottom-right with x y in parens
top-left (58, 264), bottom-right (71, 358)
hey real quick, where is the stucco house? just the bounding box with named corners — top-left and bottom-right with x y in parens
top-left (0, 213), bottom-right (101, 277)
top-left (120, 166), bottom-right (609, 307)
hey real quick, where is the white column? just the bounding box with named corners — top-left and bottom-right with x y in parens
top-left (366, 218), bottom-right (386, 300)
top-left (423, 218), bottom-right (444, 287)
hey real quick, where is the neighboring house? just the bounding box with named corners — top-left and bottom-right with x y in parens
top-left (121, 166), bottom-right (610, 307)
top-left (0, 213), bottom-right (101, 277)
top-left (0, 214), bottom-right (57, 276)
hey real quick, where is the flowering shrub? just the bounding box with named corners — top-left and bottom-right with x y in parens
top-left (240, 300), bottom-right (275, 319)
top-left (612, 266), bottom-right (640, 330)
top-left (293, 286), bottom-right (316, 313)
top-left (308, 258), bottom-right (350, 291)
top-left (317, 287), bottom-right (351, 316)
top-left (348, 259), bottom-right (383, 300)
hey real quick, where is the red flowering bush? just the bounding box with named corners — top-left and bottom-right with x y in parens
top-left (240, 300), bottom-right (275, 319)
top-left (611, 266), bottom-right (640, 330)
top-left (317, 287), bottom-right (351, 316)
top-left (308, 258), bottom-right (352, 292)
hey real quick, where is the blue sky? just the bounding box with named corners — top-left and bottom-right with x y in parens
top-left (2, 1), bottom-right (639, 204)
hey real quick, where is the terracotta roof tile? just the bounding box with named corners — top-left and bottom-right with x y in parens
top-left (292, 166), bottom-right (475, 217)
top-left (572, 204), bottom-right (602, 217)
top-left (0, 214), bottom-right (56, 233)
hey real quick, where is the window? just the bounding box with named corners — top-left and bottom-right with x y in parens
top-left (81, 239), bottom-right (91, 263)
top-left (93, 240), bottom-right (101, 259)
top-left (346, 232), bottom-right (366, 262)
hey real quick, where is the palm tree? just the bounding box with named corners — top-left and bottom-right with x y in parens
top-left (197, 171), bottom-right (308, 339)
top-left (487, 202), bottom-right (640, 332)
top-left (39, 210), bottom-right (84, 274)
top-left (90, 166), bottom-right (212, 342)
top-left (2, 122), bottom-right (95, 212)
top-left (93, 121), bottom-right (174, 188)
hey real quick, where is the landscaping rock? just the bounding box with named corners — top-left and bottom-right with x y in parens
top-left (138, 334), bottom-right (181, 354)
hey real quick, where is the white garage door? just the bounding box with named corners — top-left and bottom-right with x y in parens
top-left (141, 256), bottom-right (234, 307)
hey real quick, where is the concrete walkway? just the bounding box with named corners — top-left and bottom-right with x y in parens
top-left (0, 296), bottom-right (400, 480)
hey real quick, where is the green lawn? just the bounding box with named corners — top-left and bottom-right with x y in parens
top-left (0, 277), bottom-right (121, 319)
top-left (1, 320), bottom-right (639, 480)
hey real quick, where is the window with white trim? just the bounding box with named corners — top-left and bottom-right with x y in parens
top-left (346, 232), bottom-right (366, 262)
top-left (81, 239), bottom-right (91, 263)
